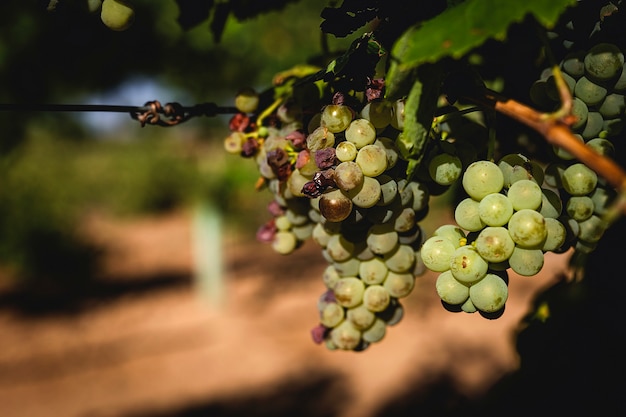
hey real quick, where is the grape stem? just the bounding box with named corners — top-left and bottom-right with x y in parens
top-left (462, 87), bottom-right (626, 214)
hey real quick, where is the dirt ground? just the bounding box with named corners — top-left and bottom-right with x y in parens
top-left (0, 209), bottom-right (570, 417)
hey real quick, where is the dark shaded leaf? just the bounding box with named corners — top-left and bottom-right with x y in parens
top-left (175, 0), bottom-right (215, 30)
top-left (210, 1), bottom-right (232, 43)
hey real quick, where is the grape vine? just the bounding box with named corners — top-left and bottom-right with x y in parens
top-left (220, 0), bottom-right (626, 351)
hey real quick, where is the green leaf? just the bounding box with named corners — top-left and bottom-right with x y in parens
top-left (391, 0), bottom-right (577, 70)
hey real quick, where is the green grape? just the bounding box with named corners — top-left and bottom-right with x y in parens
top-left (333, 257), bottom-right (361, 277)
top-left (545, 73), bottom-right (575, 102)
top-left (498, 153), bottom-right (527, 187)
top-left (355, 144), bottom-right (388, 177)
top-left (508, 209), bottom-right (547, 248)
top-left (383, 271), bottom-right (415, 298)
top-left (336, 141), bottom-right (358, 162)
top-left (578, 214), bottom-right (608, 243)
top-left (390, 99), bottom-right (405, 130)
top-left (101, 0), bottom-right (135, 31)
top-left (461, 298), bottom-right (477, 313)
top-left (272, 231), bottom-right (298, 255)
top-left (529, 80), bottom-right (556, 110)
top-left (561, 50), bottom-right (586, 78)
top-left (326, 234), bottom-right (356, 262)
top-left (322, 265), bottom-right (341, 289)
top-left (383, 244), bottom-right (416, 273)
top-left (584, 42), bottom-right (625, 82)
top-left (509, 247), bottom-right (544, 276)
top-left (421, 236), bottom-right (456, 272)
top-left (359, 257), bottom-right (389, 285)
top-left (590, 186), bottom-right (617, 216)
top-left (613, 62), bottom-right (626, 91)
top-left (554, 134), bottom-right (584, 160)
top-left (575, 239), bottom-right (598, 254)
top-left (362, 318), bottom-right (387, 343)
top-left (401, 181), bottom-right (430, 212)
top-left (306, 126), bottom-right (336, 151)
top-left (478, 192), bottom-right (514, 226)
top-left (508, 162), bottom-right (544, 185)
top-left (330, 320), bottom-right (362, 350)
top-left (570, 97), bottom-right (588, 130)
top-left (287, 169), bottom-right (310, 197)
top-left (223, 131), bottom-right (246, 154)
top-left (542, 217), bottom-right (567, 252)
top-left (345, 118), bottom-right (377, 148)
top-left (574, 76), bottom-right (607, 107)
top-left (469, 273), bottom-right (508, 313)
top-left (348, 176), bottom-right (382, 208)
top-left (319, 189), bottom-right (353, 222)
top-left (347, 304), bottom-right (376, 330)
top-left (377, 175), bottom-right (398, 206)
top-left (334, 161), bottom-right (364, 192)
top-left (586, 138), bottom-right (615, 157)
top-left (333, 277), bottom-right (365, 308)
top-left (562, 163), bottom-right (598, 196)
top-left (321, 104), bottom-right (354, 133)
top-left (235, 87), bottom-right (260, 113)
top-left (312, 222), bottom-right (335, 247)
top-left (394, 207), bottom-right (416, 233)
top-left (361, 100), bottom-right (392, 129)
top-left (475, 226), bottom-right (515, 263)
top-left (435, 270), bottom-right (470, 305)
top-left (320, 302), bottom-right (345, 327)
top-left (428, 153), bottom-right (463, 186)
top-left (455, 198), bottom-right (486, 232)
top-left (540, 188), bottom-right (563, 219)
top-left (598, 93), bottom-right (626, 119)
top-left (275, 215), bottom-right (291, 231)
top-left (433, 224), bottom-right (466, 248)
top-left (449, 245), bottom-right (488, 285)
top-left (362, 285), bottom-right (391, 312)
top-left (602, 117), bottom-right (624, 137)
top-left (580, 112), bottom-right (604, 140)
top-left (462, 160), bottom-right (504, 200)
top-left (566, 196), bottom-right (595, 221)
top-left (367, 223), bottom-right (399, 255)
top-left (374, 137), bottom-right (399, 169)
top-left (507, 179), bottom-right (543, 211)
top-left (88, 0), bottom-right (103, 13)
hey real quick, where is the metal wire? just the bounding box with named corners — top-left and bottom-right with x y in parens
top-left (0, 101), bottom-right (240, 127)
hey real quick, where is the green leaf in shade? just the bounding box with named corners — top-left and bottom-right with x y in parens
top-left (391, 0), bottom-right (577, 70)
top-left (395, 64), bottom-right (444, 179)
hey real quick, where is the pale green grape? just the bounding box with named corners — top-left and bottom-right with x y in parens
top-left (584, 42), bottom-right (625, 81)
top-left (475, 226), bottom-right (515, 263)
top-left (449, 246), bottom-right (488, 285)
top-left (540, 188), bottom-right (563, 219)
top-left (234, 87), bottom-right (260, 113)
top-left (319, 189), bottom-right (353, 222)
top-left (562, 163), bottom-right (598, 196)
top-left (287, 169), bottom-right (310, 197)
top-left (333, 277), bottom-right (365, 308)
top-left (574, 76), bottom-right (607, 107)
top-left (272, 231), bottom-right (298, 255)
top-left (478, 192), bottom-right (514, 226)
top-left (403, 181), bottom-right (430, 212)
top-left (383, 271), bottom-right (415, 298)
top-left (462, 160), bottom-right (504, 200)
top-left (508, 209), bottom-right (547, 248)
top-left (461, 298), bottom-right (477, 313)
top-left (320, 302), bottom-right (345, 327)
top-left (101, 0), bottom-right (135, 31)
top-left (322, 265), bottom-right (340, 289)
top-left (455, 198), bottom-right (486, 232)
top-left (345, 118), bottom-right (377, 148)
top-left (394, 207), bottom-right (416, 233)
top-left (590, 186), bottom-right (617, 216)
top-left (435, 270), bottom-right (470, 305)
top-left (312, 222), bottom-right (334, 247)
top-left (570, 97), bottom-right (588, 130)
top-left (330, 320), bottom-right (362, 350)
top-left (498, 153), bottom-right (527, 187)
top-left (367, 223), bottom-right (399, 255)
top-left (377, 175), bottom-right (398, 206)
top-left (469, 273), bottom-right (508, 313)
top-left (566, 196), bottom-right (595, 221)
top-left (508, 163), bottom-right (544, 185)
top-left (578, 214), bottom-right (608, 243)
top-left (580, 112), bottom-right (604, 140)
top-left (374, 137), bottom-right (399, 169)
top-left (274, 215), bottom-right (291, 231)
top-left (321, 104), bottom-right (354, 133)
top-left (598, 93), bottom-right (626, 119)
top-left (507, 179), bottom-right (543, 211)
top-left (586, 138), bottom-right (615, 157)
top-left (421, 236), bottom-right (456, 272)
top-left (390, 99), bottom-right (405, 130)
top-left (383, 244), bottom-right (416, 273)
top-left (336, 141), bottom-right (358, 162)
top-left (306, 126), bottom-right (336, 151)
top-left (362, 285), bottom-right (391, 312)
top-left (347, 304), bottom-right (376, 330)
top-left (361, 100), bottom-right (392, 129)
top-left (433, 224), bottom-right (466, 248)
top-left (333, 257), bottom-right (361, 277)
top-left (223, 131), bottom-right (246, 154)
top-left (359, 257), bottom-right (389, 285)
top-left (561, 50), bottom-right (586, 78)
top-left (325, 234), bottom-right (355, 262)
top-left (348, 176), bottom-right (382, 208)
top-left (542, 217), bottom-right (567, 252)
top-left (544, 163), bottom-right (566, 188)
top-left (334, 161), bottom-right (364, 192)
top-left (428, 153), bottom-right (463, 186)
top-left (509, 247), bottom-right (544, 276)
top-left (362, 318), bottom-right (387, 343)
top-left (355, 144), bottom-right (388, 177)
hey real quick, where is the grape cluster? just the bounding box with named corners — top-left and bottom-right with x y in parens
top-left (421, 154), bottom-right (577, 316)
top-left (224, 84), bottom-right (432, 350)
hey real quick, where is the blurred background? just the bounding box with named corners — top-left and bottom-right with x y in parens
top-left (0, 1), bottom-right (624, 416)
